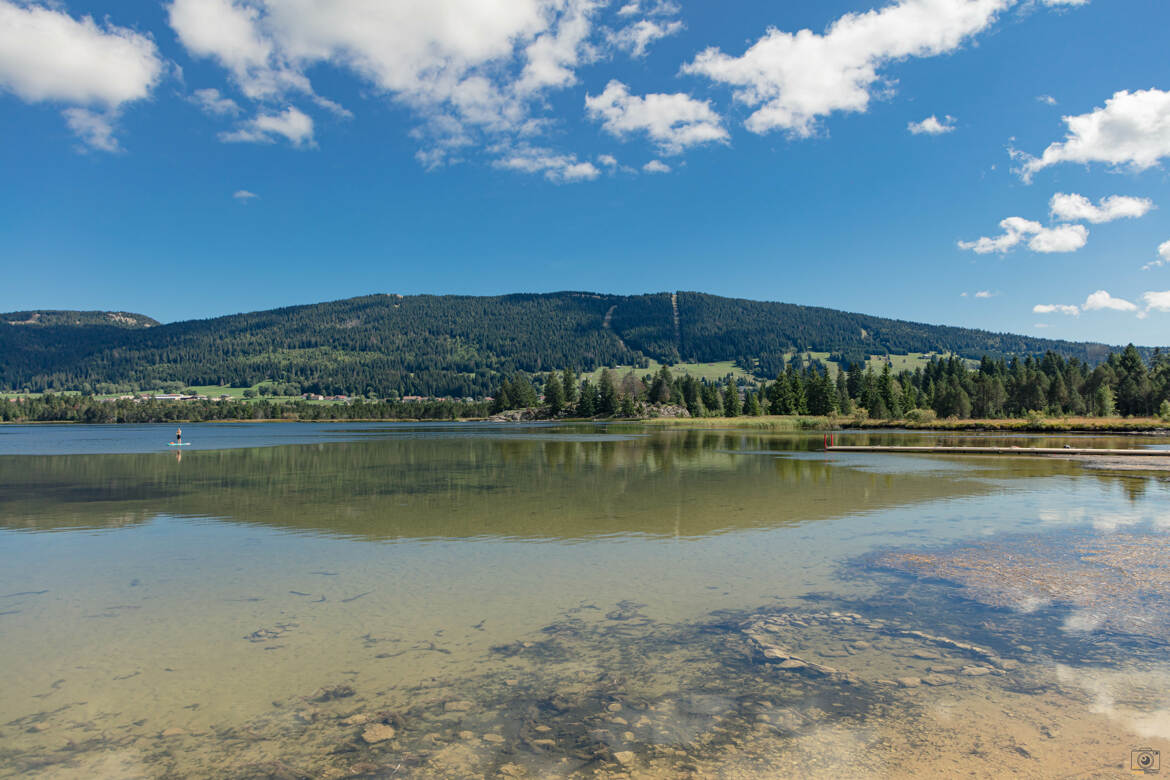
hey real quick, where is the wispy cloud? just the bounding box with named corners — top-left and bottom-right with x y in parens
top-left (233, 189), bottom-right (259, 202)
top-left (1142, 240), bottom-right (1170, 271)
top-left (492, 145), bottom-right (600, 183)
top-left (192, 87), bottom-right (241, 117)
top-left (220, 106), bottom-right (315, 147)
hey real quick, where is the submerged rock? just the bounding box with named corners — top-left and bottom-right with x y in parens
top-left (613, 750), bottom-right (636, 766)
top-left (361, 723), bottom-right (395, 744)
top-left (309, 684), bottom-right (355, 702)
top-left (444, 700), bottom-right (474, 713)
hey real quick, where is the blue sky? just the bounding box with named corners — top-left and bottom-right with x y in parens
top-left (1, 0), bottom-right (1168, 346)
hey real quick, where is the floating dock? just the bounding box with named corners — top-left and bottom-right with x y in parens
top-left (825, 445), bottom-right (1170, 457)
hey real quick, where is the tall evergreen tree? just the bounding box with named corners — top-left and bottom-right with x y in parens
top-left (544, 372), bottom-right (565, 414)
top-left (577, 379), bottom-right (598, 416)
top-left (597, 369), bottom-right (618, 416)
top-left (561, 368), bottom-right (577, 404)
top-left (723, 380), bottom-right (741, 416)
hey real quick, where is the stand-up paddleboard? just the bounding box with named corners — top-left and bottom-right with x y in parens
top-left (168, 442), bottom-right (191, 447)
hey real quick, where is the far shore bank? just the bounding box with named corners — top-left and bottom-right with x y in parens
top-left (3, 414), bottom-right (1169, 434)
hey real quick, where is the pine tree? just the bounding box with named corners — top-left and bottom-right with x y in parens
top-left (723, 380), bottom-right (741, 416)
top-left (681, 375), bottom-right (703, 416)
top-left (745, 389), bottom-right (762, 416)
top-left (577, 379), bottom-right (598, 416)
top-left (561, 368), bottom-right (577, 403)
top-left (619, 393), bottom-right (636, 418)
top-left (649, 365), bottom-right (673, 404)
top-left (490, 379), bottom-right (513, 413)
top-left (701, 383), bottom-right (722, 416)
top-left (544, 372), bottom-right (565, 414)
top-left (789, 371), bottom-right (807, 415)
top-left (597, 369), bottom-right (618, 416)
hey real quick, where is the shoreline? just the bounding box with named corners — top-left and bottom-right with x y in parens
top-left (3, 414), bottom-right (1169, 434)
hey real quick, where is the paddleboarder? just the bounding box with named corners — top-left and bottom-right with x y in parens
top-left (176, 426), bottom-right (182, 445)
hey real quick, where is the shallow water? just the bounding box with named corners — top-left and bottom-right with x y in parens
top-left (2, 423), bottom-right (1169, 778)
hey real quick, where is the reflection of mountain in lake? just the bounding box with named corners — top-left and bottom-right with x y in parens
top-left (0, 430), bottom-right (1009, 539)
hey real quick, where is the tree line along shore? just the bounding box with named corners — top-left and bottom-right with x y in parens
top-left (3, 346), bottom-right (1169, 430)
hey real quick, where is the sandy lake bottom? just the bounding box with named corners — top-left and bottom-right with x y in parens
top-left (2, 423), bottom-right (1170, 778)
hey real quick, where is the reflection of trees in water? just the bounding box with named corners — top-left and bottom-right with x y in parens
top-left (3, 429), bottom-right (1156, 539)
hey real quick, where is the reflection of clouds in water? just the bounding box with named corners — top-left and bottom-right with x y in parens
top-left (1038, 507), bottom-right (1088, 526)
top-left (1093, 512), bottom-right (1147, 532)
top-left (1015, 595), bottom-right (1052, 614)
top-left (1056, 663), bottom-right (1170, 740)
top-left (1037, 506), bottom-right (1168, 533)
top-left (1061, 609), bottom-right (1104, 632)
top-left (785, 724), bottom-right (882, 777)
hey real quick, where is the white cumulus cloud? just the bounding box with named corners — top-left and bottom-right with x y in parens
top-left (233, 189), bottom-right (259, 200)
top-left (1028, 223), bottom-right (1089, 253)
top-left (585, 80), bottom-right (727, 155)
top-left (1142, 290), bottom-right (1170, 313)
top-left (167, 0), bottom-right (607, 168)
top-left (1033, 303), bottom-right (1080, 315)
top-left (1083, 290), bottom-right (1137, 312)
top-left (974, 290), bottom-right (994, 298)
top-left (908, 114), bottom-right (956, 135)
top-left (220, 106), bottom-right (314, 146)
top-left (958, 216), bottom-right (1088, 254)
top-left (642, 159), bottom-right (671, 173)
top-left (682, 0), bottom-right (1010, 137)
top-left (1049, 192), bottom-right (1153, 223)
top-left (1016, 88), bottom-right (1170, 181)
top-left (0, 1), bottom-right (165, 150)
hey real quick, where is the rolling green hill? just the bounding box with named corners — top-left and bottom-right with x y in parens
top-left (0, 291), bottom-right (1148, 396)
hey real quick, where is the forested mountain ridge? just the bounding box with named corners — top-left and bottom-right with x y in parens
top-left (1, 310), bottom-right (159, 328)
top-left (0, 291), bottom-right (1152, 396)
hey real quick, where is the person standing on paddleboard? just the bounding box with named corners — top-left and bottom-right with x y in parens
top-left (176, 427), bottom-right (182, 444)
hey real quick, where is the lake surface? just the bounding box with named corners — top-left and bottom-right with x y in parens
top-left (2, 422), bottom-right (1170, 778)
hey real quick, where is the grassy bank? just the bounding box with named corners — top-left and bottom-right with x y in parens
top-left (639, 414), bottom-right (1170, 433)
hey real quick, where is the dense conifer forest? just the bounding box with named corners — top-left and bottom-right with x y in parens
top-left (0, 292), bottom-right (1142, 399)
top-left (492, 346), bottom-right (1170, 422)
